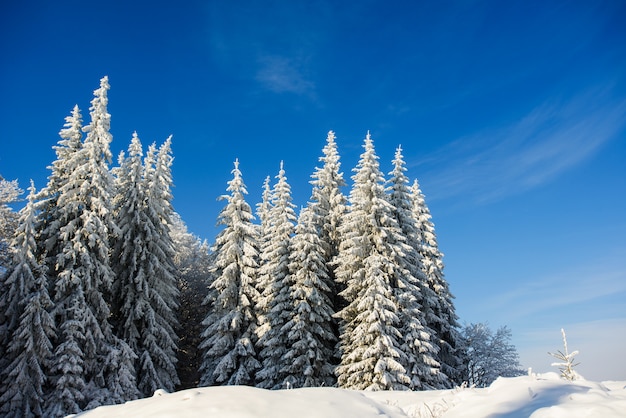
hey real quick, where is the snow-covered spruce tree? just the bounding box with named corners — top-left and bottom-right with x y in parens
top-left (280, 206), bottom-right (336, 388)
top-left (72, 75), bottom-right (117, 337)
top-left (411, 179), bottom-right (463, 385)
top-left (141, 136), bottom-right (180, 393)
top-left (35, 105), bottom-right (84, 272)
top-left (334, 133), bottom-right (410, 391)
top-left (308, 131), bottom-right (347, 369)
top-left (308, 131), bottom-right (347, 306)
top-left (108, 134), bottom-right (147, 400)
top-left (254, 175), bottom-right (273, 341)
top-left (112, 134), bottom-right (179, 396)
top-left (111, 133), bottom-right (145, 329)
top-left (27, 105), bottom-right (83, 416)
top-left (111, 132), bottom-right (145, 326)
top-left (386, 146), bottom-right (445, 390)
top-left (170, 212), bottom-right (213, 390)
top-left (199, 159), bottom-right (261, 386)
top-left (45, 76), bottom-right (122, 415)
top-left (0, 182), bottom-right (55, 417)
top-left (256, 162), bottom-right (297, 389)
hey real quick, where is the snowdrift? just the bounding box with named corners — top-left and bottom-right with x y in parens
top-left (72, 373), bottom-right (626, 418)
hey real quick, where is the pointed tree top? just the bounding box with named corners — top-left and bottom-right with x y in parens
top-left (157, 136), bottom-right (173, 163)
top-left (275, 160), bottom-right (289, 188)
top-left (129, 132), bottom-right (143, 157)
top-left (27, 179), bottom-right (37, 200)
top-left (93, 76), bottom-right (110, 98)
top-left (392, 146), bottom-right (406, 171)
top-left (362, 131), bottom-right (376, 152)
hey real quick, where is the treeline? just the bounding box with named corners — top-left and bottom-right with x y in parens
top-left (199, 132), bottom-right (464, 392)
top-left (0, 77), bottom-right (465, 417)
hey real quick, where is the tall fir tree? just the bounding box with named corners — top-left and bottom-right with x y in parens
top-left (0, 182), bottom-right (56, 417)
top-left (112, 134), bottom-right (179, 396)
top-left (334, 133), bottom-right (410, 390)
top-left (411, 179), bottom-right (462, 385)
top-left (256, 162), bottom-right (297, 389)
top-left (387, 147), bottom-right (446, 389)
top-left (254, 175), bottom-right (273, 340)
top-left (36, 105), bottom-right (84, 260)
top-left (281, 206), bottom-right (336, 388)
top-left (308, 131), bottom-right (347, 312)
top-left (199, 159), bottom-right (261, 386)
top-left (45, 76), bottom-right (121, 415)
top-left (69, 75), bottom-right (117, 334)
top-left (111, 132), bottom-right (145, 332)
top-left (32, 105), bottom-right (85, 417)
top-left (140, 136), bottom-right (180, 393)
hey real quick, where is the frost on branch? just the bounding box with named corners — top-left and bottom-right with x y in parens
top-left (548, 328), bottom-right (580, 381)
top-left (0, 176), bottom-right (22, 270)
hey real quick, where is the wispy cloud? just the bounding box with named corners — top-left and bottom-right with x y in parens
top-left (413, 87), bottom-right (626, 204)
top-left (481, 249), bottom-right (626, 323)
top-left (255, 55), bottom-right (316, 97)
top-left (204, 2), bottom-right (324, 100)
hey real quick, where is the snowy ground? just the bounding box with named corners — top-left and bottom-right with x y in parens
top-left (72, 373), bottom-right (626, 418)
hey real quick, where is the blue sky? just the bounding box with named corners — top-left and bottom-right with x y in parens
top-left (1, 1), bottom-right (625, 380)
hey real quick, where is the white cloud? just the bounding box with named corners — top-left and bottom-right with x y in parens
top-left (413, 87), bottom-right (626, 204)
top-left (255, 55), bottom-right (316, 97)
top-left (204, 2), bottom-right (323, 100)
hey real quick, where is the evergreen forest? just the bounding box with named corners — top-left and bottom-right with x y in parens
top-left (0, 78), bottom-right (522, 417)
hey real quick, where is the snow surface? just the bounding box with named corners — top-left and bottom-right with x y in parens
top-left (71, 373), bottom-right (626, 418)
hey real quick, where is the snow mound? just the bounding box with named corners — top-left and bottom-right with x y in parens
top-left (440, 374), bottom-right (626, 418)
top-left (71, 375), bottom-right (626, 418)
top-left (71, 386), bottom-right (406, 418)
